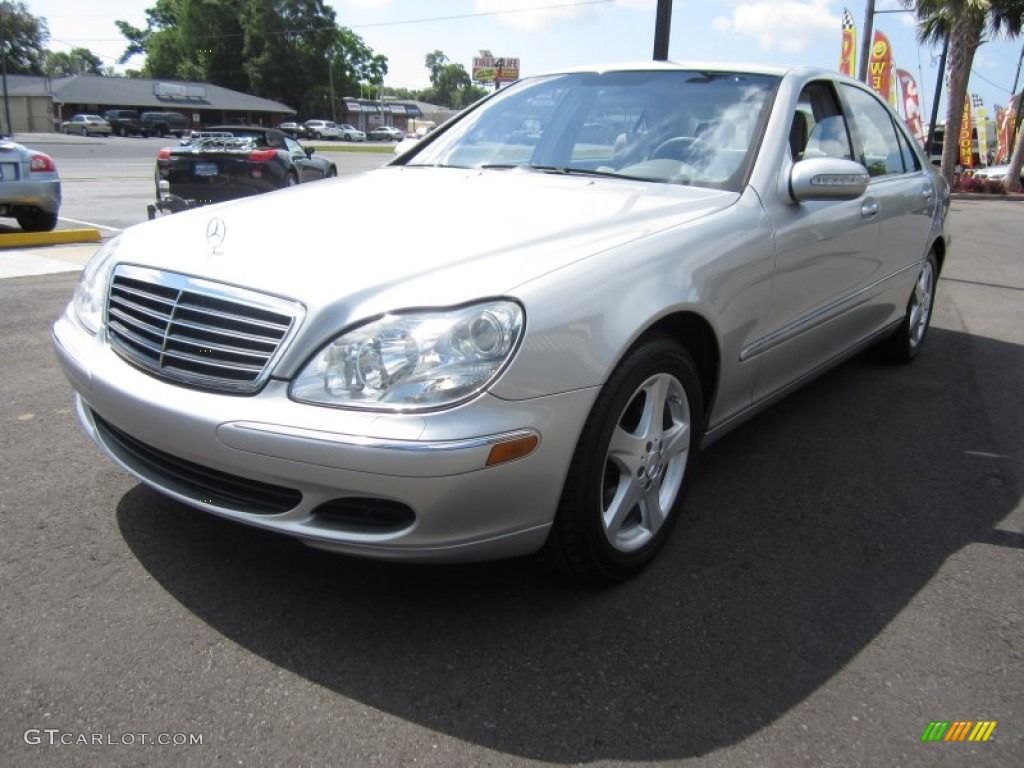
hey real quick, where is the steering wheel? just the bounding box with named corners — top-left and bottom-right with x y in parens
top-left (649, 136), bottom-right (717, 166)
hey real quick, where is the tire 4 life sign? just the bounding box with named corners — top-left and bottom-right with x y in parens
top-left (472, 56), bottom-right (520, 84)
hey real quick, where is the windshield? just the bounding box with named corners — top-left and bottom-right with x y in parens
top-left (402, 70), bottom-right (779, 191)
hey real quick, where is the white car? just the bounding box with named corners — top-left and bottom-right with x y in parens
top-left (971, 164), bottom-right (1023, 184)
top-left (338, 124), bottom-right (366, 141)
top-left (303, 120), bottom-right (343, 140)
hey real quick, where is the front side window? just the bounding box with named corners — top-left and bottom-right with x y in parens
top-left (403, 70), bottom-right (779, 191)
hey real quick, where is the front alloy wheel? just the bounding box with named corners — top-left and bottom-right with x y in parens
top-left (600, 371), bottom-right (691, 553)
top-left (543, 336), bottom-right (703, 583)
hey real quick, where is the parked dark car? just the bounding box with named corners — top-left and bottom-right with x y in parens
top-left (279, 121), bottom-right (307, 139)
top-left (103, 109), bottom-right (142, 137)
top-left (154, 125), bottom-right (337, 207)
top-left (140, 111), bottom-right (189, 138)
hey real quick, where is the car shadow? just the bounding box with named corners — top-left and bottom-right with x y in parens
top-left (115, 326), bottom-right (1022, 763)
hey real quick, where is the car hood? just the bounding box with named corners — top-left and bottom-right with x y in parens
top-left (118, 166), bottom-right (735, 320)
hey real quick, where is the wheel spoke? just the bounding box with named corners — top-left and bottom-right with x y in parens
top-left (603, 469), bottom-right (643, 537)
top-left (607, 424), bottom-right (647, 469)
top-left (662, 420), bottom-right (691, 459)
top-left (642, 483), bottom-right (667, 531)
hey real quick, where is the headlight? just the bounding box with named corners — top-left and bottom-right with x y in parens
top-left (291, 300), bottom-right (524, 411)
top-left (72, 236), bottom-right (121, 334)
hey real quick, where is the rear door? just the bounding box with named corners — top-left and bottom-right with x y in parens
top-left (839, 83), bottom-right (936, 314)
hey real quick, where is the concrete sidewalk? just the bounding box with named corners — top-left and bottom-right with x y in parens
top-left (0, 241), bottom-right (99, 279)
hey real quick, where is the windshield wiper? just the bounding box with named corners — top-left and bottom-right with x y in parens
top-left (528, 165), bottom-right (644, 181)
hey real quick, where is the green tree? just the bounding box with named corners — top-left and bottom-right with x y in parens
top-left (902, 0), bottom-right (1024, 187)
top-left (0, 1), bottom-right (49, 74)
top-left (42, 47), bottom-right (104, 77)
top-left (422, 50), bottom-right (478, 108)
top-left (117, 0), bottom-right (384, 117)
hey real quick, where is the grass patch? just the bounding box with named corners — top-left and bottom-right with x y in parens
top-left (307, 142), bottom-right (395, 155)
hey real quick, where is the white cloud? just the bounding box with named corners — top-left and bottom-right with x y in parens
top-left (712, 1), bottom-right (839, 53)
top-left (474, 0), bottom-right (653, 32)
top-left (341, 0), bottom-right (394, 8)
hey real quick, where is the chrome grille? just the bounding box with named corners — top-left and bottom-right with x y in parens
top-left (106, 265), bottom-right (302, 394)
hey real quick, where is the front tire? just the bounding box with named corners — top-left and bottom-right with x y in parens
top-left (543, 336), bottom-right (703, 583)
top-left (877, 250), bottom-right (938, 363)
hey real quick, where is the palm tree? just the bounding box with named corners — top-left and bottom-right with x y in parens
top-left (902, 0), bottom-right (1024, 188)
top-left (1006, 93), bottom-right (1024, 192)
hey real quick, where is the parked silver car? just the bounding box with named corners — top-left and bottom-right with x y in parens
top-left (337, 123), bottom-right (366, 141)
top-left (61, 114), bottom-right (112, 137)
top-left (0, 139), bottom-right (61, 231)
top-left (53, 62), bottom-right (949, 582)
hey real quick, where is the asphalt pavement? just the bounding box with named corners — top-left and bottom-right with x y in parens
top-left (0, 198), bottom-right (1021, 767)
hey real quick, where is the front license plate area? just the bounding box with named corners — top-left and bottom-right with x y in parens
top-left (193, 162), bottom-right (219, 177)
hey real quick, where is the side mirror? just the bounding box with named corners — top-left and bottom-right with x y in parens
top-left (789, 157), bottom-right (869, 202)
top-left (305, 147), bottom-right (314, 158)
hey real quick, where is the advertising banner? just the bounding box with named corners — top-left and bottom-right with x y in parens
top-left (972, 95), bottom-right (988, 165)
top-left (868, 30), bottom-right (894, 102)
top-left (959, 97), bottom-right (974, 168)
top-left (896, 68), bottom-right (925, 145)
top-left (839, 8), bottom-right (857, 77)
top-left (995, 94), bottom-right (1017, 164)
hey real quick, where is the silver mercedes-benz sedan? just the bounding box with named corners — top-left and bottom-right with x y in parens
top-left (53, 62), bottom-right (949, 583)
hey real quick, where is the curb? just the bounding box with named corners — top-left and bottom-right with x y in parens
top-left (0, 228), bottom-right (103, 249)
top-left (950, 193), bottom-right (1024, 201)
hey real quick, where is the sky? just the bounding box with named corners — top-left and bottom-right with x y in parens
top-left (28, 0), bottom-right (1024, 120)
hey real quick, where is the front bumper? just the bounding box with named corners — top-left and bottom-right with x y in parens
top-left (52, 308), bottom-right (597, 562)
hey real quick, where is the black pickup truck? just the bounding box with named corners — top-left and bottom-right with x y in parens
top-left (102, 109), bottom-right (142, 137)
top-left (140, 111), bottom-right (189, 138)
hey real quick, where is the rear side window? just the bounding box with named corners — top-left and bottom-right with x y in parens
top-left (841, 85), bottom-right (907, 177)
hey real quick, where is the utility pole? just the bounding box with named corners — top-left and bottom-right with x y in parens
top-left (925, 35), bottom-right (949, 163)
top-left (328, 56), bottom-right (336, 122)
top-left (1, 2), bottom-right (13, 136)
top-left (857, 0), bottom-right (876, 84)
top-left (1012, 42), bottom-right (1024, 133)
top-left (653, 0), bottom-right (672, 61)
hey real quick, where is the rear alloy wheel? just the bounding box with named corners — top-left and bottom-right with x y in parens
top-left (877, 250), bottom-right (938, 363)
top-left (543, 336), bottom-right (703, 583)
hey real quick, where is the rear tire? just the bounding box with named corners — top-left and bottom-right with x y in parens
top-left (17, 209), bottom-right (59, 232)
top-left (877, 250), bottom-right (938, 363)
top-left (542, 335), bottom-right (703, 584)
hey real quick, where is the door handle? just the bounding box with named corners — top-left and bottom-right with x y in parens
top-left (861, 198), bottom-right (879, 218)
top-left (921, 184), bottom-right (934, 200)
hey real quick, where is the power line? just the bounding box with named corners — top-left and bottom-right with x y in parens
top-left (44, 0), bottom-right (617, 45)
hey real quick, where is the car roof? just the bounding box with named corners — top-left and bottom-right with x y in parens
top-left (529, 60), bottom-right (810, 79)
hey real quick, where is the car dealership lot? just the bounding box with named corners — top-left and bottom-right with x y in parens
top-left (1, 167), bottom-right (1021, 767)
